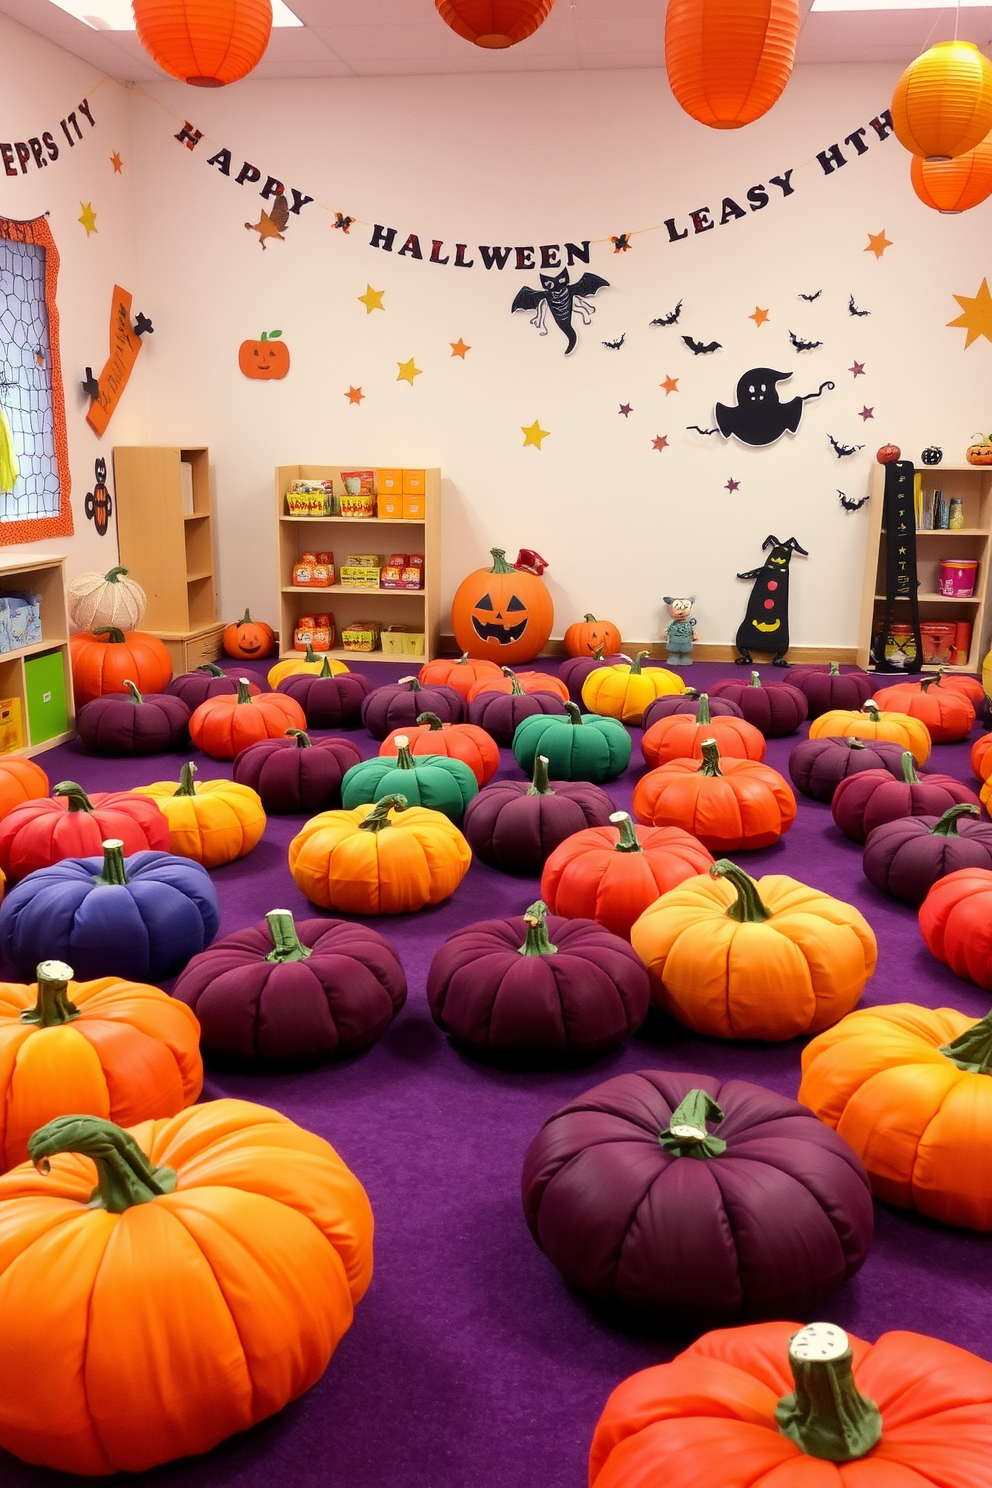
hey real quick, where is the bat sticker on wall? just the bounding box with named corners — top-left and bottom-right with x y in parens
top-left (735, 534), bottom-right (808, 665)
top-left (133, 312), bottom-right (154, 338)
top-left (650, 300), bottom-right (683, 326)
top-left (511, 269), bottom-right (610, 355)
top-left (798, 290), bottom-right (822, 302)
top-left (686, 368), bottom-right (835, 447)
top-left (602, 333), bottom-right (626, 350)
top-left (828, 433), bottom-right (865, 457)
top-left (788, 331), bottom-right (823, 352)
top-left (849, 295), bottom-right (871, 317)
top-left (683, 336), bottom-right (722, 355)
top-left (838, 489), bottom-right (869, 511)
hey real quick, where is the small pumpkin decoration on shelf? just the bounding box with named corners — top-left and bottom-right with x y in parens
top-left (541, 810), bottom-right (714, 939)
top-left (132, 761), bottom-right (266, 866)
top-left (0, 958), bottom-right (202, 1170)
top-left (450, 546), bottom-right (554, 665)
top-left (558, 645), bottom-right (618, 703)
top-left (589, 1319), bottom-right (992, 1488)
top-left (563, 612), bottom-right (622, 658)
top-left (640, 687), bottom-right (744, 733)
top-left (70, 626), bottom-right (172, 707)
top-left (872, 671), bottom-right (976, 743)
top-left (0, 757), bottom-right (48, 824)
top-left (832, 750), bottom-right (981, 843)
top-left (966, 430), bottom-right (992, 465)
top-left (0, 781), bottom-right (169, 882)
top-left (788, 734), bottom-right (907, 801)
top-left (921, 444), bottom-right (943, 464)
top-left (462, 755), bottom-right (615, 875)
top-left (920, 865), bottom-right (992, 988)
top-left (289, 794), bottom-right (472, 914)
top-left (277, 655), bottom-right (372, 728)
top-left (809, 698), bottom-right (932, 765)
top-left (709, 668), bottom-right (808, 736)
top-left (581, 650), bottom-right (685, 725)
top-left (524, 1075), bottom-right (873, 1324)
top-left (863, 804), bottom-right (992, 906)
top-left (467, 670), bottom-right (567, 747)
top-left (222, 607), bottom-right (275, 659)
top-left (641, 691), bottom-right (765, 767)
top-left (800, 1001), bottom-right (992, 1229)
top-left (266, 643), bottom-right (349, 689)
top-left (427, 900), bottom-right (649, 1059)
top-left (633, 739), bottom-right (796, 851)
top-left (511, 702), bottom-right (631, 784)
top-left (876, 442), bottom-right (901, 463)
top-left (379, 712), bottom-right (499, 786)
top-left (466, 666), bottom-right (568, 703)
top-left (172, 909), bottom-right (407, 1066)
top-left (341, 736), bottom-right (478, 822)
top-left (417, 650), bottom-right (502, 701)
top-left (232, 732), bottom-right (363, 814)
top-left (189, 677), bottom-right (306, 759)
top-left (0, 838), bottom-right (221, 982)
top-left (631, 861), bottom-right (876, 1041)
top-left (786, 660), bottom-right (875, 720)
top-left (76, 679), bottom-right (191, 756)
top-left (168, 661), bottom-right (260, 709)
top-left (67, 565), bottom-right (145, 632)
top-left (0, 1101), bottom-right (373, 1473)
top-left (361, 674), bottom-right (463, 739)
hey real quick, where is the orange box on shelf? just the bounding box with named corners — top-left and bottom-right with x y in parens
top-left (402, 469), bottom-right (426, 494)
top-left (377, 493), bottom-right (402, 519)
top-left (376, 468), bottom-right (403, 494)
top-left (403, 492), bottom-right (425, 519)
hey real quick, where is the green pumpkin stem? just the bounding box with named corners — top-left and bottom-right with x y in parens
top-left (416, 712), bottom-right (445, 732)
top-left (196, 662), bottom-right (226, 678)
top-left (591, 644), bottom-right (605, 661)
top-left (518, 901), bottom-right (558, 957)
top-left (28, 1115), bottom-right (177, 1214)
top-left (488, 548), bottom-right (516, 575)
top-left (19, 959), bottom-right (80, 1028)
top-left (95, 839), bottom-right (129, 886)
top-left (609, 811), bottom-right (642, 854)
top-left (775, 1324), bottom-right (882, 1462)
top-left (749, 670), bottom-right (762, 688)
top-left (359, 794), bottom-right (408, 832)
top-left (527, 755), bottom-right (554, 796)
top-left (236, 678), bottom-right (254, 706)
top-left (93, 626), bottom-right (127, 644)
top-left (236, 609), bottom-right (254, 627)
top-left (318, 657), bottom-right (334, 678)
top-left (919, 674), bottom-right (938, 694)
top-left (931, 803), bottom-right (980, 836)
top-left (565, 702), bottom-right (583, 726)
top-left (53, 782), bottom-right (94, 813)
top-left (456, 651), bottom-right (470, 664)
top-left (393, 736), bottom-right (416, 769)
top-left (711, 860), bottom-right (772, 923)
top-left (699, 739), bottom-right (724, 778)
top-left (122, 678), bottom-right (143, 705)
top-left (899, 751), bottom-right (919, 784)
top-left (629, 650), bottom-right (649, 676)
top-left (862, 701), bottom-right (881, 722)
top-left (940, 1008), bottom-right (992, 1073)
top-left (104, 566), bottom-right (129, 584)
top-left (829, 661), bottom-right (841, 676)
top-left (694, 693), bottom-right (712, 725)
top-left (265, 909), bottom-right (312, 964)
top-left (503, 667), bottom-right (525, 697)
top-left (583, 613), bottom-right (597, 622)
top-left (846, 738), bottom-right (867, 751)
top-left (658, 1089), bottom-right (728, 1160)
top-left (175, 762), bottom-right (198, 795)
top-left (399, 675), bottom-right (422, 693)
top-left (303, 644), bottom-right (319, 664)
top-left (287, 729), bottom-right (312, 749)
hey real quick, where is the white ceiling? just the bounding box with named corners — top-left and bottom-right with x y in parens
top-left (1, 0), bottom-right (990, 82)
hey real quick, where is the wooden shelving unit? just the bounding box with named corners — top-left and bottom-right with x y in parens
top-left (0, 554), bottom-right (74, 756)
top-left (113, 447), bottom-right (225, 671)
top-left (857, 462), bottom-right (992, 673)
top-left (275, 465), bottom-right (441, 662)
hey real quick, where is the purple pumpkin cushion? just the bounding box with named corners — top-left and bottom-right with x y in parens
top-left (168, 663), bottom-right (258, 710)
top-left (863, 806), bottom-right (992, 906)
top-left (76, 684), bottom-right (190, 756)
top-left (463, 761), bottom-right (614, 874)
top-left (558, 653), bottom-right (623, 703)
top-left (362, 678), bottom-right (463, 739)
top-left (710, 670), bottom-right (808, 736)
top-left (233, 732), bottom-right (363, 813)
top-left (467, 689), bottom-right (567, 748)
top-left (641, 690), bottom-right (743, 733)
top-left (788, 664), bottom-right (875, 721)
top-left (521, 1069), bottom-right (873, 1325)
top-left (832, 758), bottom-right (981, 843)
top-left (278, 669), bottom-right (372, 728)
top-left (789, 735), bottom-right (907, 802)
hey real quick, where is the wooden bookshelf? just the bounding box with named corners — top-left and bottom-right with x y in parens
top-left (0, 554), bottom-right (74, 756)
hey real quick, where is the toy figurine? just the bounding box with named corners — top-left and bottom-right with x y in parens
top-left (663, 596), bottom-right (696, 665)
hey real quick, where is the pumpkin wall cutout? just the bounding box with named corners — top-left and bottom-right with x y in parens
top-left (451, 547), bottom-right (553, 666)
top-left (239, 329), bottom-right (290, 380)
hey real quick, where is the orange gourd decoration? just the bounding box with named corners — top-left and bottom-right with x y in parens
top-left (800, 1002), bottom-right (992, 1230)
top-left (641, 690), bottom-right (766, 767)
top-left (132, 0), bottom-right (272, 87)
top-left (892, 40), bottom-right (992, 161)
top-left (0, 757), bottom-right (48, 823)
top-left (665, 0), bottom-right (800, 130)
top-left (912, 131), bottom-right (992, 212)
top-left (0, 1100), bottom-right (373, 1473)
top-left (133, 761), bottom-right (266, 867)
top-left (223, 608), bottom-right (275, 659)
top-left (967, 432), bottom-right (992, 465)
top-left (70, 626), bottom-right (172, 707)
top-left (631, 860), bottom-right (876, 1041)
top-left (289, 793), bottom-right (472, 915)
top-left (872, 672), bottom-right (975, 743)
top-left (450, 548), bottom-right (553, 666)
top-left (589, 1319), bottom-right (992, 1488)
top-left (0, 958), bottom-right (201, 1170)
top-left (418, 650), bottom-right (502, 701)
top-left (563, 613), bottom-right (622, 658)
top-left (581, 650), bottom-right (685, 725)
top-left (190, 678), bottom-right (305, 759)
top-left (435, 0), bottom-right (553, 49)
top-left (466, 665), bottom-right (568, 703)
top-left (380, 712), bottom-right (500, 786)
top-left (633, 738), bottom-right (796, 851)
top-left (267, 643), bottom-right (348, 689)
top-left (809, 698), bottom-right (932, 765)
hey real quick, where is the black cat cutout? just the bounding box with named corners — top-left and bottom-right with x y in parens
top-left (511, 269), bottom-right (610, 355)
top-left (687, 368), bottom-right (834, 448)
top-left (735, 534), bottom-right (808, 665)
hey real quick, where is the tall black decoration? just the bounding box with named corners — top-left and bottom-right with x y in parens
top-left (735, 535), bottom-right (808, 665)
top-left (870, 459), bottom-right (922, 674)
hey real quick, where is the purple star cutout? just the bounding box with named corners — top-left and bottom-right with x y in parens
top-left (858, 406), bottom-right (874, 421)
top-left (725, 477), bottom-right (741, 493)
top-left (619, 403), bottom-right (632, 417)
top-left (849, 361), bottom-right (866, 377)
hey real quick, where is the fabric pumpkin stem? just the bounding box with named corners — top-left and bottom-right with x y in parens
top-left (564, 702), bottom-right (584, 726)
top-left (939, 1008), bottom-right (992, 1073)
top-left (52, 781), bottom-right (96, 813)
top-left (96, 839), bottom-right (129, 886)
top-left (359, 794), bottom-right (409, 833)
top-left (609, 811), bottom-right (643, 853)
top-left (19, 958), bottom-right (80, 1027)
top-left (236, 678), bottom-right (254, 706)
top-left (658, 1089), bottom-right (728, 1160)
top-left (28, 1114), bottom-right (177, 1214)
top-left (698, 739), bottom-right (724, 777)
top-left (174, 762), bottom-right (198, 796)
top-left (862, 701), bottom-right (881, 722)
top-left (629, 650), bottom-right (649, 676)
top-left (287, 729), bottom-right (312, 749)
top-left (196, 662), bottom-right (226, 678)
top-left (392, 737), bottom-right (417, 769)
top-left (749, 670), bottom-right (763, 688)
top-left (398, 676), bottom-right (423, 693)
top-left (694, 693), bottom-right (713, 725)
top-left (265, 909), bottom-right (312, 964)
top-left (104, 567), bottom-right (129, 585)
top-left (527, 755), bottom-right (554, 795)
top-left (931, 803), bottom-right (981, 835)
top-left (416, 712), bottom-right (445, 731)
top-left (829, 661), bottom-right (841, 676)
top-left (712, 860), bottom-right (773, 923)
top-left (502, 668), bottom-right (526, 696)
top-left (122, 679), bottom-right (143, 705)
top-left (93, 626), bottom-right (127, 644)
top-left (900, 751), bottom-right (920, 784)
top-left (517, 901), bottom-right (558, 957)
top-left (318, 657), bottom-right (334, 679)
top-left (775, 1324), bottom-right (883, 1462)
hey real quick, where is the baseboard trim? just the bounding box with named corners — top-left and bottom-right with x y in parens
top-left (438, 635), bottom-right (858, 665)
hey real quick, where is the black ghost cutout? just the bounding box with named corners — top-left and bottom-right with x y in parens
top-left (688, 368), bottom-right (835, 448)
top-left (472, 592), bottom-right (528, 646)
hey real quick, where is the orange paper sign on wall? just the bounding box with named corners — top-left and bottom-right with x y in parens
top-left (85, 285), bottom-right (143, 438)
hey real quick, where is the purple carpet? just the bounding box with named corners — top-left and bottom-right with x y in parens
top-left (4, 659), bottom-right (991, 1487)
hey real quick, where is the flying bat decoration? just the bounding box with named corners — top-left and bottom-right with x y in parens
top-left (246, 191), bottom-right (290, 250)
top-left (849, 295), bottom-right (871, 317)
top-left (798, 290), bottom-right (822, 302)
top-left (686, 368), bottom-right (835, 448)
top-left (133, 312), bottom-right (154, 338)
top-left (511, 269), bottom-right (610, 355)
top-left (828, 433), bottom-right (865, 458)
top-left (602, 333), bottom-right (626, 350)
top-left (839, 490), bottom-right (869, 511)
top-left (788, 331), bottom-right (823, 352)
top-left (81, 367), bottom-right (100, 401)
top-left (683, 336), bottom-right (722, 355)
top-left (650, 300), bottom-right (683, 327)
top-left (735, 534), bottom-right (808, 666)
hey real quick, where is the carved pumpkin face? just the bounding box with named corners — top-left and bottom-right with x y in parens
top-left (223, 609), bottom-right (275, 660)
top-left (451, 549), bottom-right (554, 666)
top-left (238, 330), bottom-right (290, 381)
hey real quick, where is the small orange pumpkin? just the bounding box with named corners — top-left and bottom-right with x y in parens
top-left (189, 678), bottom-right (305, 759)
top-left (450, 548), bottom-right (554, 666)
top-left (633, 738), bottom-right (796, 851)
top-left (808, 698), bottom-right (932, 766)
top-left (418, 651), bottom-right (502, 701)
top-left (238, 329), bottom-right (290, 380)
top-left (872, 673), bottom-right (975, 743)
top-left (563, 613), bottom-right (622, 658)
top-left (223, 608), bottom-right (276, 660)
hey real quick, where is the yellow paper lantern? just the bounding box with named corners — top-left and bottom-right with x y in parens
top-left (435, 0), bottom-right (553, 49)
top-left (911, 132), bottom-right (992, 212)
top-left (133, 0), bottom-right (272, 87)
top-left (664, 0), bottom-right (800, 130)
top-left (892, 40), bottom-right (992, 162)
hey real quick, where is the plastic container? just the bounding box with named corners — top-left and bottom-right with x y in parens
top-left (939, 558), bottom-right (978, 597)
top-left (882, 623), bottom-right (917, 667)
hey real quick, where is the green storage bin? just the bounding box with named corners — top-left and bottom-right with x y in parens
top-left (25, 650), bottom-right (68, 745)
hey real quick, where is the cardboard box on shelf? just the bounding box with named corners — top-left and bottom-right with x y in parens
top-left (402, 493), bottom-right (425, 519)
top-left (381, 627), bottom-right (424, 655)
top-left (340, 565), bottom-right (381, 589)
top-left (402, 469), bottom-right (426, 494)
top-left (376, 468), bottom-right (403, 494)
top-left (377, 494), bottom-right (402, 519)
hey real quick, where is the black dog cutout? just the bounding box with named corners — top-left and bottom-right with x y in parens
top-left (687, 368), bottom-right (834, 448)
top-left (735, 535), bottom-right (808, 665)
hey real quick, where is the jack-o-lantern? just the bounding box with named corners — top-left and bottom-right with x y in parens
top-left (238, 329), bottom-right (290, 381)
top-left (223, 609), bottom-right (276, 660)
top-left (967, 432), bottom-right (992, 466)
top-left (563, 613), bottom-right (622, 658)
top-left (451, 547), bottom-right (553, 666)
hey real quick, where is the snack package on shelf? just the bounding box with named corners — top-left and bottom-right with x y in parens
top-left (0, 696), bottom-right (23, 752)
top-left (381, 626), bottom-right (424, 655)
top-left (294, 613), bottom-right (335, 651)
top-left (340, 470), bottom-right (376, 516)
top-left (342, 620), bottom-right (381, 652)
top-left (286, 479), bottom-right (336, 516)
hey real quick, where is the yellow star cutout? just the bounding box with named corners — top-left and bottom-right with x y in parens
top-left (948, 277), bottom-right (992, 349)
top-left (110, 151), bottom-right (123, 174)
top-left (865, 230), bottom-right (892, 260)
top-left (521, 419), bottom-right (549, 449)
top-left (749, 306), bottom-right (769, 327)
top-left (78, 202), bottom-right (97, 236)
top-left (397, 357), bottom-right (422, 385)
top-left (358, 285), bottom-right (385, 314)
top-left (661, 374), bottom-right (679, 395)
top-left (450, 338), bottom-right (470, 359)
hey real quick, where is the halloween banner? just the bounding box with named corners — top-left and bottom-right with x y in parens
top-left (85, 285), bottom-right (144, 438)
top-left (0, 95), bottom-right (99, 179)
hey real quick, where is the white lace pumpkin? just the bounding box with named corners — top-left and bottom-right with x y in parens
top-left (68, 566), bottom-right (146, 632)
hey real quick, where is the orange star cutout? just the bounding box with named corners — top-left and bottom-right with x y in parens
top-left (661, 375), bottom-right (679, 395)
top-left (749, 307), bottom-right (769, 327)
top-left (865, 230), bottom-right (892, 260)
top-left (345, 386), bottom-right (364, 405)
top-left (948, 277), bottom-right (992, 349)
top-left (110, 151), bottom-right (123, 174)
top-left (450, 339), bottom-right (470, 359)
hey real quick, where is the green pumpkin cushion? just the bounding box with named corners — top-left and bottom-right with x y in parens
top-left (511, 702), bottom-right (631, 783)
top-left (340, 737), bottom-right (478, 822)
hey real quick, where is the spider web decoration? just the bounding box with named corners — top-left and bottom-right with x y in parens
top-left (0, 215), bottom-right (72, 544)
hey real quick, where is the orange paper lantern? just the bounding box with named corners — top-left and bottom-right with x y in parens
top-left (892, 40), bottom-right (992, 161)
top-left (435, 0), bottom-right (553, 49)
top-left (664, 0), bottom-right (800, 130)
top-left (911, 132), bottom-right (992, 212)
top-left (133, 0), bottom-right (272, 87)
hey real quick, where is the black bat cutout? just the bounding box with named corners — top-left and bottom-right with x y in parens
top-left (683, 336), bottom-right (721, 355)
top-left (789, 331), bottom-right (822, 352)
top-left (602, 334), bottom-right (626, 350)
top-left (512, 269), bottom-right (611, 355)
top-left (799, 290), bottom-right (822, 302)
top-left (828, 434), bottom-right (865, 458)
top-left (650, 300), bottom-right (683, 327)
top-left (81, 367), bottom-right (100, 400)
top-left (839, 490), bottom-right (869, 511)
top-left (849, 295), bottom-right (871, 317)
top-left (133, 312), bottom-right (154, 337)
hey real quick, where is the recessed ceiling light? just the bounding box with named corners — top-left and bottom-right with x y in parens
top-left (49, 0), bottom-right (301, 28)
top-left (811, 0), bottom-right (986, 9)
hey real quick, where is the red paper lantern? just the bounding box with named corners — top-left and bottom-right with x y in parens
top-left (665, 0), bottom-right (800, 130)
top-left (892, 40), bottom-right (992, 161)
top-left (911, 133), bottom-right (992, 212)
top-left (435, 0), bottom-right (553, 49)
top-left (133, 0), bottom-right (272, 87)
